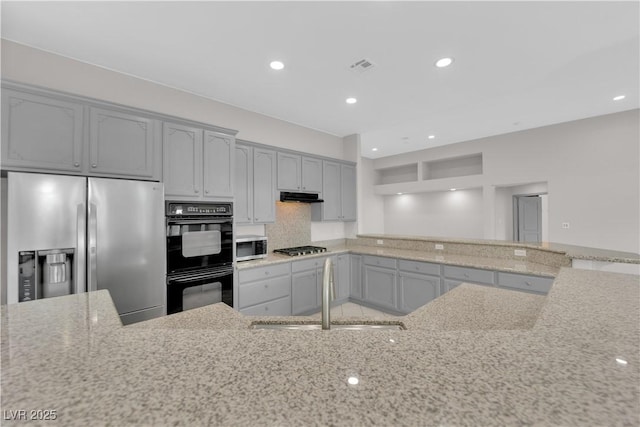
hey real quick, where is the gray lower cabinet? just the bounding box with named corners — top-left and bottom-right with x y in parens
top-left (238, 263), bottom-right (292, 316)
top-left (292, 270), bottom-right (320, 315)
top-left (442, 265), bottom-right (496, 294)
top-left (350, 254), bottom-right (363, 299)
top-left (1, 88), bottom-right (84, 174)
top-left (164, 122), bottom-right (235, 200)
top-left (336, 254), bottom-right (350, 303)
top-left (291, 256), bottom-right (331, 315)
top-left (497, 272), bottom-right (553, 294)
top-left (397, 271), bottom-right (440, 313)
top-left (362, 256), bottom-right (398, 312)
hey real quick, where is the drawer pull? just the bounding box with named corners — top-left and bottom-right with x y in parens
top-left (265, 306), bottom-right (269, 311)
top-left (264, 284), bottom-right (268, 288)
top-left (525, 281), bottom-right (532, 286)
top-left (265, 271), bottom-right (270, 276)
top-left (463, 273), bottom-right (469, 278)
top-left (74, 162), bottom-right (80, 167)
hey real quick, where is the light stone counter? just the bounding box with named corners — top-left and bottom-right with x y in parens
top-left (357, 234), bottom-right (640, 264)
top-left (237, 244), bottom-right (559, 277)
top-left (1, 268), bottom-right (638, 426)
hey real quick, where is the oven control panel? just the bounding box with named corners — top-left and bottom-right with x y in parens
top-left (166, 202), bottom-right (233, 216)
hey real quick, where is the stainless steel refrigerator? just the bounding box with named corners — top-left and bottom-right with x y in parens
top-left (4, 172), bottom-right (165, 324)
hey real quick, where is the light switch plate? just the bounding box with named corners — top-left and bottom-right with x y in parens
top-left (514, 249), bottom-right (527, 257)
top-left (435, 244), bottom-right (444, 250)
top-left (376, 239), bottom-right (384, 245)
top-left (562, 222), bottom-right (570, 229)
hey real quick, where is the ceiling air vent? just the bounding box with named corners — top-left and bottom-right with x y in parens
top-left (349, 58), bottom-right (375, 73)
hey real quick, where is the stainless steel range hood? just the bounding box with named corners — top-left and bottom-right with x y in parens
top-left (279, 192), bottom-right (324, 203)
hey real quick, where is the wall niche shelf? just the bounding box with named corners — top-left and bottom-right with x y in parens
top-left (422, 153), bottom-right (483, 180)
top-left (373, 153), bottom-right (485, 195)
top-left (375, 163), bottom-right (418, 185)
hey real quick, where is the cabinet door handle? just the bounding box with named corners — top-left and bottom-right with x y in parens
top-left (205, 190), bottom-right (209, 194)
top-left (91, 163), bottom-right (97, 168)
top-left (264, 284), bottom-right (269, 288)
top-left (265, 271), bottom-right (270, 276)
top-left (525, 281), bottom-right (532, 286)
top-left (463, 273), bottom-right (469, 278)
top-left (74, 162), bottom-right (80, 167)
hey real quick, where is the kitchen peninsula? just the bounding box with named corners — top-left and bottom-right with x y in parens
top-left (1, 264), bottom-right (638, 426)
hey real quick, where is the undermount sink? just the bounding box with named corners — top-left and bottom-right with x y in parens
top-left (251, 323), bottom-right (405, 331)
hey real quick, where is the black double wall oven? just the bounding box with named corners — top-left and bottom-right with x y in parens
top-left (166, 201), bottom-right (233, 314)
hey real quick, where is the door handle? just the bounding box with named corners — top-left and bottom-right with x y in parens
top-left (88, 202), bottom-right (98, 292)
top-left (76, 203), bottom-right (86, 293)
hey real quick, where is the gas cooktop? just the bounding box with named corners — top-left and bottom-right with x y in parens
top-left (273, 246), bottom-right (327, 256)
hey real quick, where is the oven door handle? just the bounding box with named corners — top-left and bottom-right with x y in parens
top-left (169, 269), bottom-right (232, 285)
top-left (167, 219), bottom-right (232, 226)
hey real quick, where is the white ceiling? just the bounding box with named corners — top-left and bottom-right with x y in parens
top-left (2, 1), bottom-right (638, 159)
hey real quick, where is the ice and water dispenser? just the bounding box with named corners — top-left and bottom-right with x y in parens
top-left (18, 249), bottom-right (75, 302)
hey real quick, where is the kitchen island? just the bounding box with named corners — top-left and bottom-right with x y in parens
top-left (2, 267), bottom-right (638, 426)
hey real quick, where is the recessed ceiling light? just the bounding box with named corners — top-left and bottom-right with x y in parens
top-left (450, 188), bottom-right (457, 191)
top-left (435, 57), bottom-right (454, 68)
top-left (269, 61), bottom-right (284, 70)
top-left (428, 135), bottom-right (435, 140)
top-left (372, 148), bottom-right (378, 151)
top-left (347, 376), bottom-right (359, 385)
top-left (346, 97), bottom-right (358, 104)
top-left (613, 95), bottom-right (626, 101)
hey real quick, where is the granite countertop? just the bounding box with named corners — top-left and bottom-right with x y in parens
top-left (357, 234), bottom-right (640, 264)
top-left (2, 268), bottom-right (638, 426)
top-left (237, 244), bottom-right (560, 277)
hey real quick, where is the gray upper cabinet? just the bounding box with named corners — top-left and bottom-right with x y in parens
top-left (317, 161), bottom-right (341, 221)
top-left (1, 87), bottom-right (162, 181)
top-left (164, 122), bottom-right (235, 200)
top-left (203, 131), bottom-right (234, 198)
top-left (301, 157), bottom-right (322, 192)
top-left (340, 164), bottom-right (357, 221)
top-left (235, 144), bottom-right (276, 224)
top-left (89, 107), bottom-right (156, 179)
top-left (277, 152), bottom-right (302, 191)
top-left (253, 147), bottom-right (277, 223)
top-left (234, 144), bottom-right (253, 224)
top-left (277, 153), bottom-right (323, 193)
top-left (163, 122), bottom-right (202, 197)
top-left (2, 89), bottom-right (84, 173)
top-left (312, 160), bottom-right (357, 222)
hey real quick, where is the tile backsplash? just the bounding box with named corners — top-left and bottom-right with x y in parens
top-left (266, 202), bottom-right (311, 250)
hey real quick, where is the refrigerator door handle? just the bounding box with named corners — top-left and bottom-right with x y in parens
top-left (76, 203), bottom-right (87, 293)
top-left (88, 202), bottom-right (98, 292)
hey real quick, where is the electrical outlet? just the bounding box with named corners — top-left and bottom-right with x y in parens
top-left (562, 222), bottom-right (570, 229)
top-left (514, 249), bottom-right (527, 257)
top-left (376, 239), bottom-right (384, 245)
top-left (435, 244), bottom-right (444, 250)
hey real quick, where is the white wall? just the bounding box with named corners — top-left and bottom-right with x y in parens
top-left (369, 110), bottom-right (640, 253)
top-left (1, 40), bottom-right (349, 242)
top-left (384, 189), bottom-right (484, 239)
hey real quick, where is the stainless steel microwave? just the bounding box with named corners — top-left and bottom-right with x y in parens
top-left (236, 235), bottom-right (268, 262)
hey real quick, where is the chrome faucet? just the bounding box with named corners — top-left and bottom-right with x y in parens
top-left (322, 257), bottom-right (336, 330)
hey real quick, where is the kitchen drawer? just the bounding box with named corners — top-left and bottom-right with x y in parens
top-left (240, 296), bottom-right (291, 316)
top-left (443, 265), bottom-right (495, 285)
top-left (363, 255), bottom-right (397, 270)
top-left (291, 256), bottom-right (330, 273)
top-left (239, 275), bottom-right (291, 309)
top-left (238, 262), bottom-right (290, 284)
top-left (497, 272), bottom-right (554, 294)
top-left (398, 259), bottom-right (440, 276)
